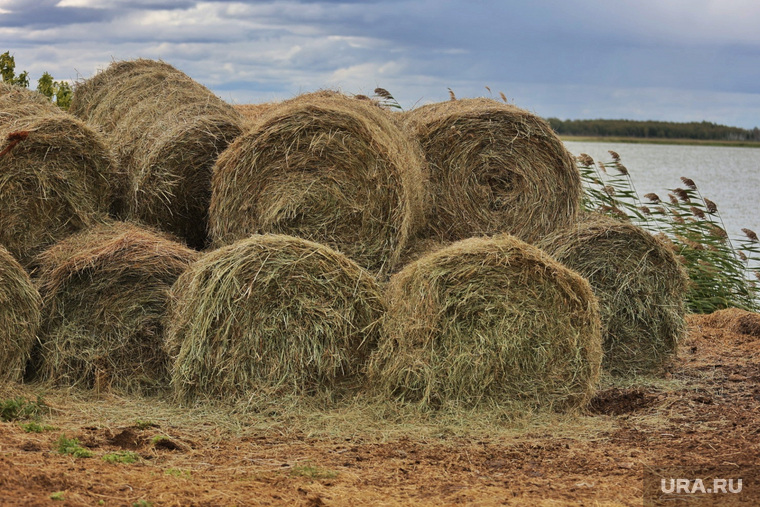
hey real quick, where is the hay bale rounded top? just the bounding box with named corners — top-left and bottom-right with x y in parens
top-left (33, 221), bottom-right (198, 393)
top-left (404, 98), bottom-right (580, 244)
top-left (368, 234), bottom-right (602, 412)
top-left (70, 59), bottom-right (244, 249)
top-left (0, 244), bottom-right (42, 383)
top-left (209, 90), bottom-right (427, 275)
top-left (538, 213), bottom-right (688, 375)
top-left (165, 233), bottom-right (386, 402)
top-left (0, 84), bottom-right (123, 267)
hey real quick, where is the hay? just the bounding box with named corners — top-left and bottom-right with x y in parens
top-left (368, 235), bottom-right (602, 412)
top-left (233, 102), bottom-right (279, 124)
top-left (165, 234), bottom-right (385, 402)
top-left (32, 221), bottom-right (198, 393)
top-left (538, 213), bottom-right (688, 375)
top-left (209, 90), bottom-right (427, 275)
top-left (404, 98), bottom-right (580, 244)
top-left (70, 59), bottom-right (244, 249)
top-left (697, 308), bottom-right (760, 338)
top-left (0, 245), bottom-right (41, 383)
top-left (0, 83), bottom-right (123, 268)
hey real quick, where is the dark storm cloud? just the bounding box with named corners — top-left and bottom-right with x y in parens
top-left (0, 0), bottom-right (758, 127)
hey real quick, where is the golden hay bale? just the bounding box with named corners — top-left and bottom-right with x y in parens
top-left (538, 213), bottom-right (688, 375)
top-left (404, 98), bottom-right (581, 244)
top-left (32, 221), bottom-right (198, 393)
top-left (0, 245), bottom-right (41, 383)
top-left (368, 235), bottom-right (602, 412)
top-left (70, 59), bottom-right (244, 249)
top-left (209, 91), bottom-right (427, 275)
top-left (0, 84), bottom-right (123, 268)
top-left (165, 234), bottom-right (385, 402)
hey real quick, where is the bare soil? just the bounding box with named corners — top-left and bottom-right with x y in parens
top-left (1, 310), bottom-right (759, 506)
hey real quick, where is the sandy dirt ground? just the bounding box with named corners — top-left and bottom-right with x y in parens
top-left (1, 309), bottom-right (759, 506)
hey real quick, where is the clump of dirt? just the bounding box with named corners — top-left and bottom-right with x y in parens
top-left (588, 387), bottom-right (655, 416)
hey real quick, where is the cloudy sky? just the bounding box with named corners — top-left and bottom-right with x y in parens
top-left (1, 0), bottom-right (759, 128)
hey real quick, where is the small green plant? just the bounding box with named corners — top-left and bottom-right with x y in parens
top-left (134, 419), bottom-right (157, 430)
top-left (102, 451), bottom-right (140, 464)
top-left (50, 491), bottom-right (65, 501)
top-left (577, 151), bottom-right (760, 312)
top-left (21, 422), bottom-right (57, 433)
top-left (151, 435), bottom-right (169, 445)
top-left (0, 396), bottom-right (48, 422)
top-left (55, 435), bottom-right (92, 458)
top-left (165, 468), bottom-right (192, 478)
top-left (290, 463), bottom-right (339, 480)
top-left (133, 500), bottom-right (153, 507)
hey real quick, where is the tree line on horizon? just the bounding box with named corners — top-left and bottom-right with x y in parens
top-left (546, 117), bottom-right (760, 142)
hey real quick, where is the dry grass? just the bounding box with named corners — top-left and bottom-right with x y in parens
top-left (70, 59), bottom-right (244, 249)
top-left (404, 98), bottom-right (580, 245)
top-left (32, 221), bottom-right (198, 394)
top-left (165, 233), bottom-right (386, 403)
top-left (0, 245), bottom-right (41, 383)
top-left (696, 307), bottom-right (760, 337)
top-left (0, 83), bottom-right (123, 268)
top-left (209, 90), bottom-right (428, 275)
top-left (368, 235), bottom-right (603, 414)
top-left (538, 213), bottom-right (688, 375)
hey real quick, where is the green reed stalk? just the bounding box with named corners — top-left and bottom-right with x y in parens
top-left (576, 151), bottom-right (759, 313)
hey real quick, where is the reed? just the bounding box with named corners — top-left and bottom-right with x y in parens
top-left (576, 151), bottom-right (759, 312)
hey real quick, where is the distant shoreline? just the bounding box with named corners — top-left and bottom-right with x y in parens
top-left (560, 135), bottom-right (760, 148)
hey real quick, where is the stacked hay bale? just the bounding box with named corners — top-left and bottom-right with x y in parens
top-left (538, 213), bottom-right (688, 375)
top-left (33, 221), bottom-right (198, 393)
top-left (0, 245), bottom-right (42, 383)
top-left (165, 234), bottom-right (385, 402)
top-left (70, 59), bottom-right (244, 249)
top-left (404, 98), bottom-right (580, 245)
top-left (368, 235), bottom-right (602, 412)
top-left (209, 91), bottom-right (427, 275)
top-left (0, 83), bottom-right (123, 268)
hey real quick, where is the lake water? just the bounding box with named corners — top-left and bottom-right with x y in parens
top-left (563, 141), bottom-right (760, 240)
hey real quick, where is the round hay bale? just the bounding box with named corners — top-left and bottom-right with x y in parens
top-left (33, 221), bottom-right (198, 393)
top-left (368, 235), bottom-right (602, 412)
top-left (404, 98), bottom-right (581, 244)
top-left (209, 91), bottom-right (427, 275)
top-left (70, 59), bottom-right (244, 249)
top-left (0, 244), bottom-right (42, 383)
top-left (165, 234), bottom-right (385, 402)
top-left (0, 83), bottom-right (124, 268)
top-left (538, 213), bottom-right (688, 375)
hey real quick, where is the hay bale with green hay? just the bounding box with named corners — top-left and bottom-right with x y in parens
top-left (209, 91), bottom-right (427, 275)
top-left (0, 83), bottom-right (123, 268)
top-left (0, 245), bottom-right (42, 383)
top-left (165, 234), bottom-right (385, 402)
top-left (32, 221), bottom-right (198, 393)
top-left (70, 59), bottom-right (244, 249)
top-left (538, 213), bottom-right (688, 375)
top-left (368, 235), bottom-right (602, 412)
top-left (404, 98), bottom-right (580, 244)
